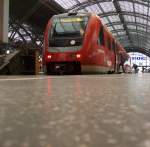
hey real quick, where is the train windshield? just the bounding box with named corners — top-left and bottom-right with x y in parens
top-left (49, 16), bottom-right (88, 52)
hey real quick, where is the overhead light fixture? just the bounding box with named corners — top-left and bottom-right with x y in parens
top-left (6, 50), bottom-right (10, 54)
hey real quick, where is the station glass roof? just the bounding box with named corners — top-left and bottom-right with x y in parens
top-left (54, 0), bottom-right (150, 56)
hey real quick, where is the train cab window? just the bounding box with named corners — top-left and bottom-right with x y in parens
top-left (99, 26), bottom-right (105, 46)
top-left (49, 16), bottom-right (88, 48)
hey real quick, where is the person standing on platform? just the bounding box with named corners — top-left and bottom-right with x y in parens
top-left (132, 63), bottom-right (139, 73)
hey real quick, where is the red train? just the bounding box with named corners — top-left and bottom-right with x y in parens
top-left (43, 12), bottom-right (129, 74)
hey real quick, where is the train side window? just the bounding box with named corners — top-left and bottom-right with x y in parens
top-left (112, 40), bottom-right (115, 51)
top-left (99, 26), bottom-right (105, 46)
top-left (108, 38), bottom-right (111, 50)
top-left (116, 44), bottom-right (119, 53)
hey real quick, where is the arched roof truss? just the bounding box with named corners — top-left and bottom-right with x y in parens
top-left (54, 0), bottom-right (150, 57)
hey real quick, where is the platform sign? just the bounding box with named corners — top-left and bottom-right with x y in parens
top-left (131, 57), bottom-right (146, 60)
top-left (127, 52), bottom-right (150, 66)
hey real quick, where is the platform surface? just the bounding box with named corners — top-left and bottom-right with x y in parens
top-left (0, 73), bottom-right (150, 147)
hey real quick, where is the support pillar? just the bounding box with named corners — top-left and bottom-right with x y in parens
top-left (0, 0), bottom-right (9, 43)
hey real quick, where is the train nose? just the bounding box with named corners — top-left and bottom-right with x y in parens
top-left (47, 53), bottom-right (82, 62)
top-left (59, 53), bottom-right (81, 61)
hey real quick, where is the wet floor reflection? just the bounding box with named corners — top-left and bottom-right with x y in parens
top-left (47, 77), bottom-right (52, 97)
top-left (0, 74), bottom-right (150, 147)
top-left (74, 76), bottom-right (82, 97)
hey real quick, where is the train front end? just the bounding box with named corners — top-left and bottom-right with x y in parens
top-left (44, 13), bottom-right (88, 74)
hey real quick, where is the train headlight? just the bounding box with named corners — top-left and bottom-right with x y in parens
top-left (76, 54), bottom-right (81, 59)
top-left (47, 55), bottom-right (52, 59)
top-left (70, 40), bottom-right (76, 45)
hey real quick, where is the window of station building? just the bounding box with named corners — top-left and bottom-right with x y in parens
top-left (98, 26), bottom-right (105, 46)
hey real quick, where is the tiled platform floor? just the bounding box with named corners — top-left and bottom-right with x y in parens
top-left (0, 73), bottom-right (150, 147)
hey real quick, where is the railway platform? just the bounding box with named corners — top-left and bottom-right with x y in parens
top-left (0, 73), bottom-right (150, 147)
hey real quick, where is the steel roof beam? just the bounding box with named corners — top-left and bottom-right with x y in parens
top-left (10, 18), bottom-right (33, 42)
top-left (106, 21), bottom-right (150, 29)
top-left (9, 23), bottom-right (26, 43)
top-left (111, 31), bottom-right (150, 37)
top-left (95, 1), bottom-right (121, 38)
top-left (117, 35), bottom-right (150, 41)
top-left (125, 47), bottom-right (150, 57)
top-left (19, 1), bottom-right (41, 23)
top-left (144, 1), bottom-right (150, 49)
top-left (70, 0), bottom-right (148, 11)
top-left (100, 11), bottom-right (149, 21)
top-left (69, 0), bottom-right (112, 11)
top-left (118, 0), bottom-right (149, 7)
top-left (112, 0), bottom-right (132, 44)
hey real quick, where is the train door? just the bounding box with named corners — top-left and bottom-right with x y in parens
top-left (112, 39), bottom-right (117, 72)
top-left (106, 36), bottom-right (115, 72)
top-left (114, 44), bottom-right (121, 73)
top-left (97, 25), bottom-right (105, 67)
